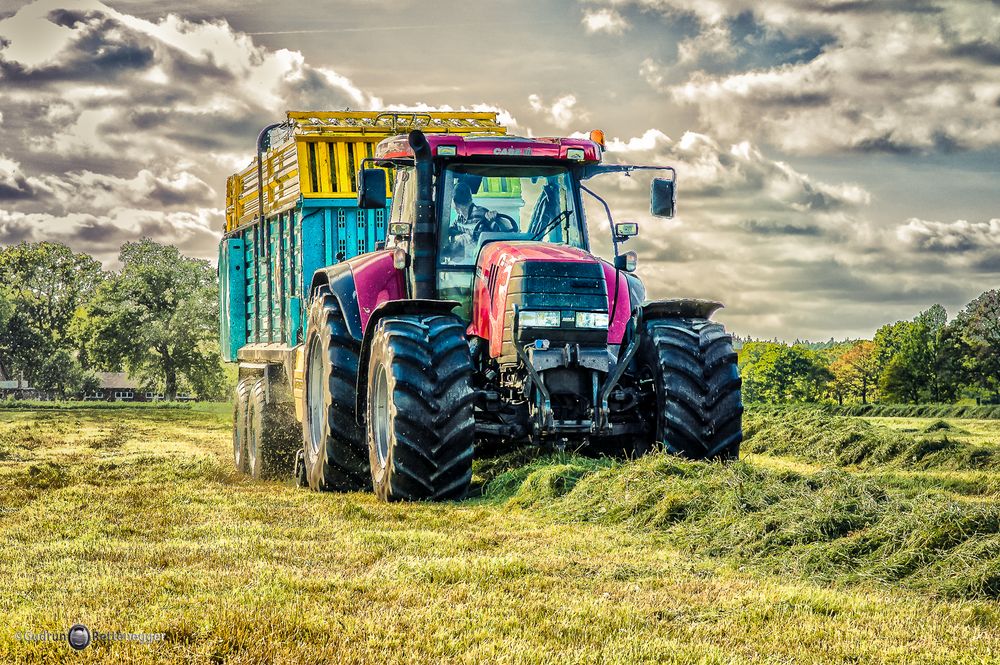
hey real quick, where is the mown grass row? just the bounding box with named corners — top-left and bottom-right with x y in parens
top-left (743, 406), bottom-right (999, 472)
top-left (782, 402), bottom-right (1000, 419)
top-left (486, 453), bottom-right (1000, 600)
top-left (0, 399), bottom-right (195, 410)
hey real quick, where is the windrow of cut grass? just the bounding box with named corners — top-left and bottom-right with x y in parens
top-left (488, 453), bottom-right (1000, 600)
top-left (0, 399), bottom-right (196, 410)
top-left (808, 403), bottom-right (1000, 419)
top-left (743, 406), bottom-right (1000, 472)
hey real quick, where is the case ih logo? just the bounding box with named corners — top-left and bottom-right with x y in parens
top-left (493, 147), bottom-right (532, 155)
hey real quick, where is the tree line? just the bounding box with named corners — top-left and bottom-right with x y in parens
top-left (0, 240), bottom-right (225, 400)
top-left (738, 294), bottom-right (1000, 404)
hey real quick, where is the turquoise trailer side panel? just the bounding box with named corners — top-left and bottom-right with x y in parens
top-left (219, 197), bottom-right (391, 359)
top-left (219, 237), bottom-right (247, 362)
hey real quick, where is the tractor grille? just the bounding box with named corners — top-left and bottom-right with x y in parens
top-left (500, 260), bottom-right (608, 364)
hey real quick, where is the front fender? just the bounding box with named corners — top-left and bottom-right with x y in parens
top-left (642, 298), bottom-right (724, 320)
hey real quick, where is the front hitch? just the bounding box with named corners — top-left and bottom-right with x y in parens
top-left (593, 307), bottom-right (642, 433)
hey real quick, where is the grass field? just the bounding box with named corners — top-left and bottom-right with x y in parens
top-left (1, 406), bottom-right (999, 663)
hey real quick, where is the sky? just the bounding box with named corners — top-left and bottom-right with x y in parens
top-left (0, 0), bottom-right (997, 340)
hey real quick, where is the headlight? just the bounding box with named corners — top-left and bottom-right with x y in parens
top-left (519, 310), bottom-right (561, 328)
top-left (575, 311), bottom-right (610, 329)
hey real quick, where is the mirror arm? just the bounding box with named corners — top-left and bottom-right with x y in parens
top-left (580, 184), bottom-right (619, 258)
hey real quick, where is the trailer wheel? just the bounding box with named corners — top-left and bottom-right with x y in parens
top-left (247, 378), bottom-right (299, 479)
top-left (640, 317), bottom-right (743, 460)
top-left (232, 378), bottom-right (253, 474)
top-left (365, 314), bottom-right (475, 501)
top-left (301, 286), bottom-right (369, 491)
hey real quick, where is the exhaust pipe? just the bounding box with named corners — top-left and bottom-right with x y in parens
top-left (408, 129), bottom-right (437, 299)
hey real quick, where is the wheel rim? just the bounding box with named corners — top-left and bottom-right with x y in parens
top-left (306, 339), bottom-right (325, 455)
top-left (372, 363), bottom-right (390, 468)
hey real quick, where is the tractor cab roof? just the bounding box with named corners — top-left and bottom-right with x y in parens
top-left (375, 133), bottom-right (603, 164)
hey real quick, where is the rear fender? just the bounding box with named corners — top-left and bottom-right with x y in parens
top-left (309, 249), bottom-right (408, 342)
top-left (310, 263), bottom-right (363, 341)
top-left (354, 299), bottom-right (462, 424)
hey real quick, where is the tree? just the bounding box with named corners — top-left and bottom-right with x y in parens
top-left (78, 239), bottom-right (225, 400)
top-left (872, 305), bottom-right (959, 403)
top-left (953, 290), bottom-right (1000, 401)
top-left (829, 340), bottom-right (880, 404)
top-left (31, 349), bottom-right (100, 399)
top-left (739, 341), bottom-right (831, 403)
top-left (0, 242), bottom-right (104, 382)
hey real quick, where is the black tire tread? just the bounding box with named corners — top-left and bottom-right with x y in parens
top-left (368, 314), bottom-right (474, 502)
top-left (646, 317), bottom-right (743, 460)
top-left (302, 286), bottom-right (369, 491)
top-left (248, 378), bottom-right (299, 479)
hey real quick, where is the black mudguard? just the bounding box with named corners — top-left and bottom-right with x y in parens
top-left (642, 298), bottom-right (723, 320)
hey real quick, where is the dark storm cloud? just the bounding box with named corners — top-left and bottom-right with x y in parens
top-left (950, 40), bottom-right (1000, 66)
top-left (626, 0), bottom-right (1000, 154)
top-left (0, 0), bottom-right (379, 263)
top-left (0, 12), bottom-right (154, 84)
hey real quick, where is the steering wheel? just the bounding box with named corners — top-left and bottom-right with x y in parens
top-left (470, 210), bottom-right (518, 237)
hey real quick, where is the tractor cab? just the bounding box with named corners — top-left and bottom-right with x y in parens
top-left (371, 133), bottom-right (602, 319)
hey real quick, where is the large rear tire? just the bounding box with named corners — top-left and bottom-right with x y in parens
top-left (247, 378), bottom-right (299, 479)
top-left (301, 286), bottom-right (369, 491)
top-left (365, 314), bottom-right (475, 501)
top-left (640, 317), bottom-right (743, 460)
top-left (232, 378), bottom-right (253, 474)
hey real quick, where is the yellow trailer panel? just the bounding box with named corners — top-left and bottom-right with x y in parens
top-left (225, 110), bottom-right (507, 232)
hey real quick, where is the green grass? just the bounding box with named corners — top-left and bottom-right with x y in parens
top-left (1, 408), bottom-right (999, 663)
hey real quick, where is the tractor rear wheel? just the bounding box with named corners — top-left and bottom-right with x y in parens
top-left (247, 378), bottom-right (300, 479)
top-left (365, 314), bottom-right (475, 501)
top-left (640, 317), bottom-right (743, 460)
top-left (232, 378), bottom-right (253, 474)
top-left (301, 286), bottom-right (369, 491)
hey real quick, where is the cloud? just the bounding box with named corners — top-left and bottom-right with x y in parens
top-left (582, 8), bottom-right (628, 34)
top-left (0, 155), bottom-right (54, 200)
top-left (528, 93), bottom-right (586, 130)
top-left (594, 0), bottom-right (1000, 154)
top-left (897, 217), bottom-right (1000, 253)
top-left (601, 128), bottom-right (870, 215)
top-left (574, 126), bottom-right (996, 338)
top-left (0, 0), bottom-right (388, 263)
top-left (0, 206), bottom-right (222, 264)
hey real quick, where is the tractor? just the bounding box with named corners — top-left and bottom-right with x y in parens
top-left (293, 127), bottom-right (743, 501)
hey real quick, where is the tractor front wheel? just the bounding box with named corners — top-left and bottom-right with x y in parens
top-left (640, 317), bottom-right (743, 460)
top-left (365, 314), bottom-right (475, 501)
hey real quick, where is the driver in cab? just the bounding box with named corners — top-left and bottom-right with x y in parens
top-left (446, 182), bottom-right (515, 262)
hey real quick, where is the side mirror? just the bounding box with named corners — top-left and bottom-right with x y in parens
top-left (650, 178), bottom-right (675, 218)
top-left (614, 222), bottom-right (639, 242)
top-left (614, 251), bottom-right (637, 272)
top-left (388, 222), bottom-right (411, 239)
top-left (357, 168), bottom-right (387, 209)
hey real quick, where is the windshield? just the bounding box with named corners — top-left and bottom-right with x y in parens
top-left (438, 164), bottom-right (584, 267)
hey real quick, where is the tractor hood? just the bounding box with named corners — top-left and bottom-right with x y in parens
top-left (468, 241), bottom-right (632, 359)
